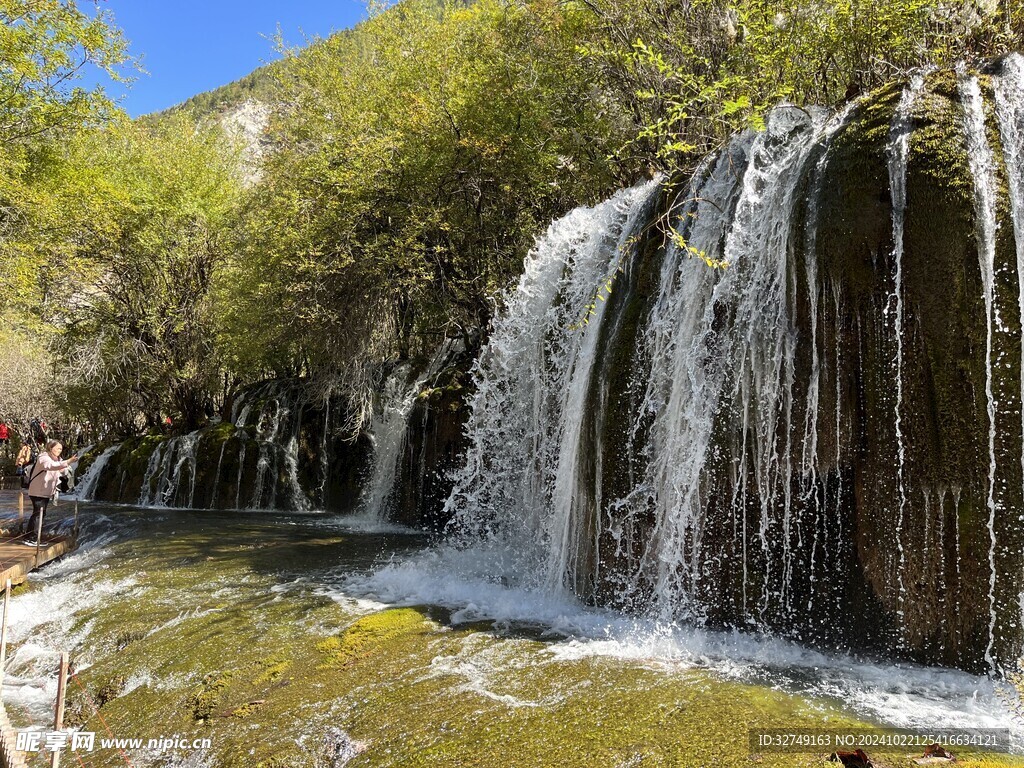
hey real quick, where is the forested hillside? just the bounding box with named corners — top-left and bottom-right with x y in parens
top-left (1, 0), bottom-right (1021, 437)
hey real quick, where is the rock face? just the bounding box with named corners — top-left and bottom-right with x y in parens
top-left (445, 58), bottom-right (1024, 671)
top-left (84, 356), bottom-right (471, 529)
top-left (81, 58), bottom-right (1024, 671)
top-left (816, 60), bottom-right (1024, 669)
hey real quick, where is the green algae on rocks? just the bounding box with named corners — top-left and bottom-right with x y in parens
top-left (8, 506), bottom-right (1019, 768)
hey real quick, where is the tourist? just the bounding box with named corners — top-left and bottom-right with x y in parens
top-left (0, 422), bottom-right (8, 456)
top-left (24, 440), bottom-right (78, 546)
top-left (14, 440), bottom-right (32, 476)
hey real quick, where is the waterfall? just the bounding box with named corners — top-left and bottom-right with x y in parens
top-left (448, 105), bottom-right (871, 625)
top-left (886, 73), bottom-right (925, 640)
top-left (70, 444), bottom-right (119, 501)
top-left (359, 339), bottom-right (461, 521)
top-left (358, 364), bottom-right (425, 521)
top-left (444, 78), bottom-right (1024, 665)
top-left (959, 69), bottom-right (1002, 672)
top-left (446, 181), bottom-right (659, 578)
top-left (138, 432), bottom-right (202, 508)
top-left (995, 54), bottom-right (1024, 662)
top-left (228, 380), bottom-right (309, 511)
top-left (637, 106), bottom-right (842, 623)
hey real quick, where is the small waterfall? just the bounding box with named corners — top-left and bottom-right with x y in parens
top-left (937, 486), bottom-right (947, 611)
top-left (446, 181), bottom-right (659, 584)
top-left (358, 338), bottom-right (465, 522)
top-left (71, 444), bottom-right (119, 501)
top-left (234, 442), bottom-right (247, 510)
top-left (138, 432), bottom-right (201, 508)
top-left (358, 365), bottom-right (426, 520)
top-left (959, 69), bottom-right (1002, 672)
top-left (208, 440), bottom-right (229, 509)
top-left (234, 381), bottom-right (309, 511)
top-left (800, 99), bottom-right (858, 603)
top-left (886, 73), bottom-right (925, 639)
top-left (122, 381), bottom-right (314, 512)
top-left (995, 54), bottom-right (1024, 652)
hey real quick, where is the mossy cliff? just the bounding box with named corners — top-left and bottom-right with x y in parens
top-left (561, 63), bottom-right (1024, 672)
top-left (390, 352), bottom-right (474, 530)
top-left (812, 64), bottom-right (1024, 669)
top-left (86, 366), bottom-right (470, 525)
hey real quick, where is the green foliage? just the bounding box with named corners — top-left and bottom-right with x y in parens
top-left (45, 117), bottom-right (243, 432)
top-left (0, 0), bottom-right (130, 145)
top-left (219, 0), bottom-right (630, 428)
top-left (575, 0), bottom-right (1024, 171)
top-left (0, 0), bottom-right (132, 302)
top-left (167, 61), bottom-right (283, 120)
top-left (0, 0), bottom-right (134, 428)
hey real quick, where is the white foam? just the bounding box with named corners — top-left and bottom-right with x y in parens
top-left (421, 634), bottom-right (563, 709)
top-left (332, 545), bottom-right (1024, 744)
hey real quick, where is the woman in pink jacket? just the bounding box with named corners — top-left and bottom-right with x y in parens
top-left (24, 440), bottom-right (78, 546)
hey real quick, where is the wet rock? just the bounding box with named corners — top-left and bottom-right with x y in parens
top-left (318, 727), bottom-right (368, 768)
top-left (829, 749), bottom-right (873, 767)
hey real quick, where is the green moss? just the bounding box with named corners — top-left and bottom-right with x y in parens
top-left (254, 656), bottom-right (292, 684)
top-left (115, 626), bottom-right (147, 650)
top-left (315, 607), bottom-right (427, 668)
top-left (229, 699), bottom-right (265, 718)
top-left (206, 421), bottom-right (238, 443)
top-left (188, 671), bottom-right (236, 721)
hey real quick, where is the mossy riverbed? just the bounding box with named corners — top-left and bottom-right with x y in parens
top-left (3, 503), bottom-right (1022, 768)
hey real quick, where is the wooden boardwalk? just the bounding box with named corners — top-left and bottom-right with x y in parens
top-left (0, 537), bottom-right (77, 588)
top-left (0, 491), bottom-right (79, 768)
top-left (0, 491), bottom-right (79, 585)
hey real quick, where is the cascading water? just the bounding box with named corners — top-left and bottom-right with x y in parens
top-left (70, 444), bottom-right (119, 501)
top-left (995, 53), bottom-right (1024, 644)
top-left (886, 74), bottom-right (925, 639)
top-left (449, 107), bottom-right (848, 625)
top-left (88, 350), bottom-right (460, 517)
top-left (446, 181), bottom-right (661, 584)
top-left (444, 67), bottom-right (1024, 670)
top-left (232, 380), bottom-right (309, 511)
top-left (358, 339), bottom-right (462, 522)
top-left (960, 68), bottom-right (1004, 672)
top-left (357, 364), bottom-right (425, 521)
top-left (138, 432), bottom-right (202, 508)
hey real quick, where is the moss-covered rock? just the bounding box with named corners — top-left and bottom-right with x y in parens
top-left (84, 362), bottom-right (471, 526)
top-left (22, 511), bottom-right (1020, 768)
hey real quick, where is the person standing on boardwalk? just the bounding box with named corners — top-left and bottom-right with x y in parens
top-left (0, 422), bottom-right (8, 456)
top-left (25, 440), bottom-right (77, 546)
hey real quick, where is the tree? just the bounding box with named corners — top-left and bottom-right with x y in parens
top-left (46, 116), bottom-right (243, 432)
top-left (219, 0), bottom-right (631, 432)
top-left (573, 0), bottom-right (1024, 172)
top-left (0, 0), bottom-right (130, 145)
top-left (0, 0), bottom-right (132, 430)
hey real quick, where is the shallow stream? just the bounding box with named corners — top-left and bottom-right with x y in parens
top-left (6, 502), bottom-right (1024, 767)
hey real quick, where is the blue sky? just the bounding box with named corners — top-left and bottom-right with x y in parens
top-left (87, 1), bottom-right (368, 117)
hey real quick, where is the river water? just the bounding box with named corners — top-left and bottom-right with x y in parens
top-left (3, 500), bottom-right (1022, 767)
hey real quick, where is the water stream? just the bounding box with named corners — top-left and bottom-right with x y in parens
top-left (4, 502), bottom-right (1022, 766)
